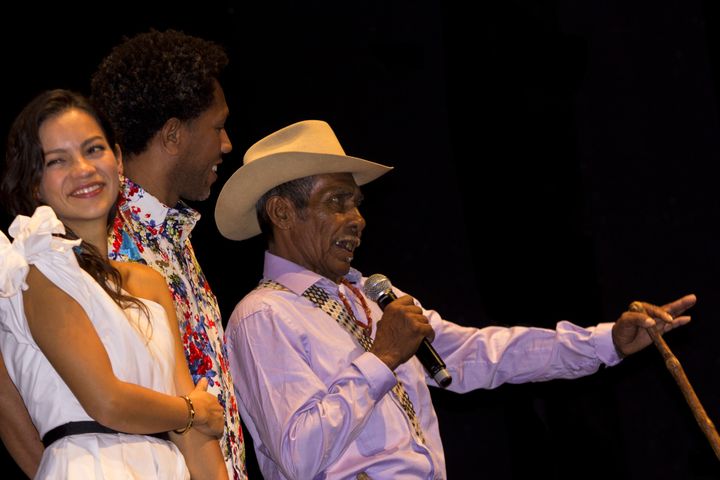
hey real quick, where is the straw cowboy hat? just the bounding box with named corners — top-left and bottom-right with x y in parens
top-left (214, 120), bottom-right (393, 241)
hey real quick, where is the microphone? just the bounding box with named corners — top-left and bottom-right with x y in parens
top-left (363, 273), bottom-right (452, 388)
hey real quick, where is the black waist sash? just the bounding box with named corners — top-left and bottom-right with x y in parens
top-left (42, 421), bottom-right (170, 448)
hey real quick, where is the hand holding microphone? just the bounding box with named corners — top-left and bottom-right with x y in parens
top-left (364, 274), bottom-right (452, 387)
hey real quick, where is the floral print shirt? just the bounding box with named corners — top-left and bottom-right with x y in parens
top-left (109, 176), bottom-right (247, 479)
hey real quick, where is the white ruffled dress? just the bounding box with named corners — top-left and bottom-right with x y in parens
top-left (0, 206), bottom-right (190, 479)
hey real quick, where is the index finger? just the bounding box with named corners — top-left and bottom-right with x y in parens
top-left (661, 294), bottom-right (697, 318)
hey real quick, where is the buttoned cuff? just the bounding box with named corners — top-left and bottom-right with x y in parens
top-left (593, 322), bottom-right (622, 366)
top-left (352, 352), bottom-right (397, 400)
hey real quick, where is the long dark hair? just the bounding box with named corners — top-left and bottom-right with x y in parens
top-left (0, 89), bottom-right (148, 318)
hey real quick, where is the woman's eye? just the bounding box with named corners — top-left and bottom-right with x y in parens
top-left (44, 158), bottom-right (62, 167)
top-left (87, 144), bottom-right (106, 155)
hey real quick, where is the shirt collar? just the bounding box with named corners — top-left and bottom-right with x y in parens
top-left (263, 251), bottom-right (362, 295)
top-left (119, 176), bottom-right (200, 240)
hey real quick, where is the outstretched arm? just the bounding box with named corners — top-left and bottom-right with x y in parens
top-left (0, 355), bottom-right (42, 478)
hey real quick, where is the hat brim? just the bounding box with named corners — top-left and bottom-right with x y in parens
top-left (214, 151), bottom-right (392, 241)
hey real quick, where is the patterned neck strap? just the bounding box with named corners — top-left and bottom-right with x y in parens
top-left (258, 278), bottom-right (426, 444)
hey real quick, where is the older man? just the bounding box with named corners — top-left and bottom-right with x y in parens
top-left (215, 119), bottom-right (695, 480)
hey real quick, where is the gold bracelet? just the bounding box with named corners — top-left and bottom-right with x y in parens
top-left (173, 395), bottom-right (195, 435)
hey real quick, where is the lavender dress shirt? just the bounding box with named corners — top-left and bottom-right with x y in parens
top-left (225, 252), bottom-right (621, 480)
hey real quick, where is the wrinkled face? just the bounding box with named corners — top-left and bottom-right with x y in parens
top-left (171, 82), bottom-right (232, 203)
top-left (37, 108), bottom-right (120, 231)
top-left (288, 173), bottom-right (366, 283)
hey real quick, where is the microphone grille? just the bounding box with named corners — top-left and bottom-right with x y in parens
top-left (363, 273), bottom-right (392, 302)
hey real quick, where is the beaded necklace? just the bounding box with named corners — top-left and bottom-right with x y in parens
top-left (338, 278), bottom-right (373, 334)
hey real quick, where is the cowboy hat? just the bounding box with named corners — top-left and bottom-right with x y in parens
top-left (214, 120), bottom-right (393, 241)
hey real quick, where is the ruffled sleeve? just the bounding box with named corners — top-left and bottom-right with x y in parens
top-left (0, 230), bottom-right (28, 297)
top-left (0, 206), bottom-right (81, 298)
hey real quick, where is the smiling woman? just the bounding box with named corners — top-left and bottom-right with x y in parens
top-left (0, 89), bottom-right (228, 479)
top-left (36, 109), bottom-right (121, 233)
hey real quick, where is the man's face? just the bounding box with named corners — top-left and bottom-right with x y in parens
top-left (171, 82), bottom-right (232, 203)
top-left (287, 173), bottom-right (366, 283)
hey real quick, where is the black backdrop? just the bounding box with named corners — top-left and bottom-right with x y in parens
top-left (1, 1), bottom-right (720, 478)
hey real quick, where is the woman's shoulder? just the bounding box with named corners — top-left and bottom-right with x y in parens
top-left (112, 261), bottom-right (167, 299)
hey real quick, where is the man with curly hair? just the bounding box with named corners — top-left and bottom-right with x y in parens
top-left (88, 29), bottom-right (247, 479)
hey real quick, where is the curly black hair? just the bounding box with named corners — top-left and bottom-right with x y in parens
top-left (90, 29), bottom-right (229, 157)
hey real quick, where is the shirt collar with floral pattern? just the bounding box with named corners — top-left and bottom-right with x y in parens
top-left (118, 176), bottom-right (199, 245)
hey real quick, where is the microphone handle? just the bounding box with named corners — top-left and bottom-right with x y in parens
top-left (417, 339), bottom-right (452, 387)
top-left (377, 292), bottom-right (452, 387)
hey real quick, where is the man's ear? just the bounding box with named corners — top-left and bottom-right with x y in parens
top-left (267, 196), bottom-right (295, 231)
top-left (160, 117), bottom-right (183, 154)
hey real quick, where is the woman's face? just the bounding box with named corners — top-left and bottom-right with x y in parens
top-left (37, 108), bottom-right (120, 231)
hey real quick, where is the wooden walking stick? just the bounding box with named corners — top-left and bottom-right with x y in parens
top-left (629, 301), bottom-right (720, 460)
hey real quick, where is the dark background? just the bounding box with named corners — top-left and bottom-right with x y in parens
top-left (1, 0), bottom-right (720, 478)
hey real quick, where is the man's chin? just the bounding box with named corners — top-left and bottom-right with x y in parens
top-left (183, 189), bottom-right (212, 203)
top-left (338, 261), bottom-right (353, 276)
top-left (328, 262), bottom-right (353, 283)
